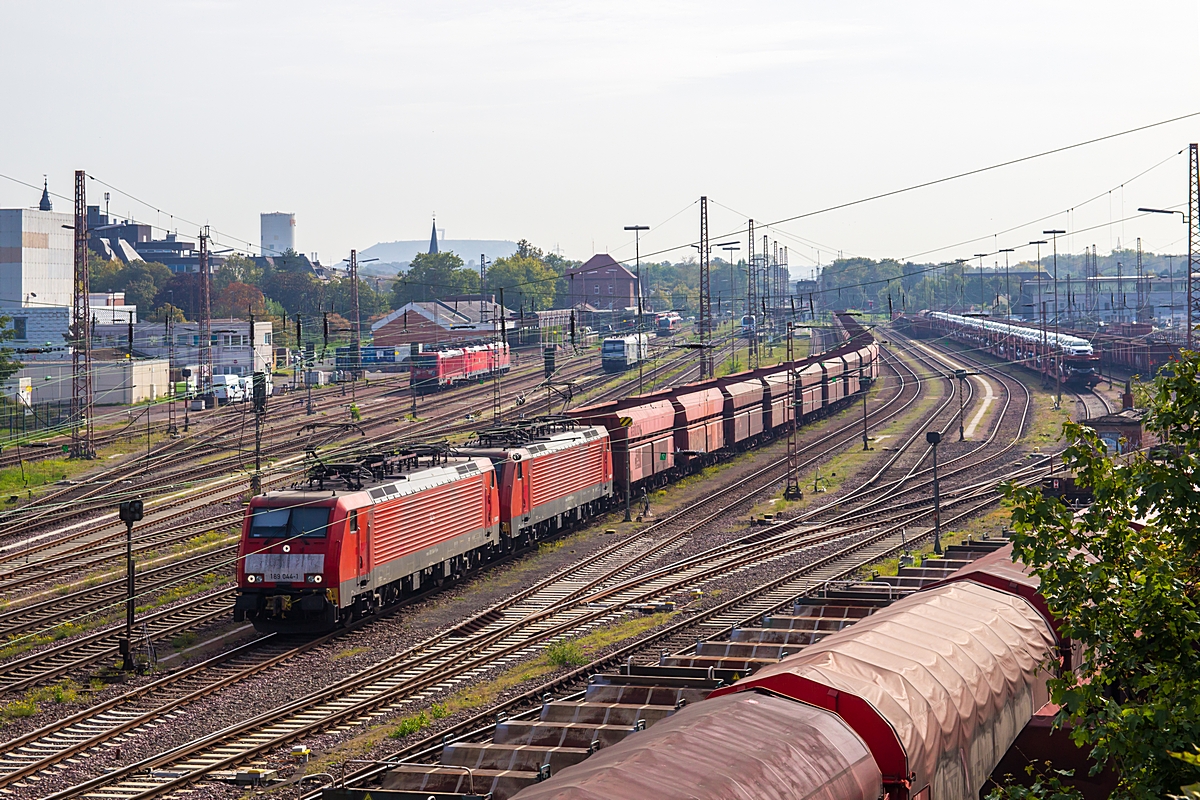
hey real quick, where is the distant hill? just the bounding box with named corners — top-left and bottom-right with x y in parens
top-left (358, 239), bottom-right (519, 276)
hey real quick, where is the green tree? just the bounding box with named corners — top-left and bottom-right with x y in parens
top-left (213, 254), bottom-right (263, 294)
top-left (0, 315), bottom-right (23, 382)
top-left (486, 253), bottom-right (559, 311)
top-left (90, 259), bottom-right (174, 316)
top-left (1004, 353), bottom-right (1200, 799)
top-left (263, 271), bottom-right (322, 317)
top-left (390, 251), bottom-right (477, 307)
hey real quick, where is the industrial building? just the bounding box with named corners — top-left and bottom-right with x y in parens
top-left (8, 357), bottom-right (171, 405)
top-left (0, 198), bottom-right (74, 308)
top-left (1018, 274), bottom-right (1187, 327)
top-left (90, 319), bottom-right (275, 376)
top-left (564, 255), bottom-right (638, 311)
top-left (372, 296), bottom-right (535, 347)
top-left (261, 212), bottom-right (295, 257)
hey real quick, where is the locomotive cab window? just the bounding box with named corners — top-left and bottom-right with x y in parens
top-left (250, 507), bottom-right (331, 538)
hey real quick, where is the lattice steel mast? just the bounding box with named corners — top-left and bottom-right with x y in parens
top-left (747, 219), bottom-right (758, 369)
top-left (1190, 143), bottom-right (1199, 349)
top-left (198, 227), bottom-right (212, 398)
top-left (350, 248), bottom-right (362, 376)
top-left (699, 196), bottom-right (712, 378)
top-left (70, 170), bottom-right (94, 459)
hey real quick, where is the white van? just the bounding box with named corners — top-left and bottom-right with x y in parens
top-left (213, 374), bottom-right (246, 405)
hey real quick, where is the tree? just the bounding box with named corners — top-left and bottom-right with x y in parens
top-left (215, 282), bottom-right (267, 318)
top-left (390, 251), bottom-right (477, 308)
top-left (0, 315), bottom-right (23, 383)
top-left (486, 253), bottom-right (559, 311)
top-left (90, 258), bottom-right (174, 316)
top-left (1004, 353), bottom-right (1200, 799)
top-left (263, 271), bottom-right (322, 317)
top-left (213, 254), bottom-right (263, 294)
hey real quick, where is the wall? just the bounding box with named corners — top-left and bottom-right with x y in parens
top-left (261, 212), bottom-right (295, 256)
top-left (12, 358), bottom-right (170, 405)
top-left (92, 319), bottom-right (274, 375)
top-left (0, 209), bottom-right (74, 307)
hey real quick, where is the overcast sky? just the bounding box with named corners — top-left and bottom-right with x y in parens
top-left (3, 1), bottom-right (1200, 275)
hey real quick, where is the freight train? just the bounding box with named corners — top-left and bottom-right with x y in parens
top-left (514, 543), bottom-right (1060, 800)
top-left (600, 334), bottom-right (649, 372)
top-left (234, 315), bottom-right (879, 632)
top-left (925, 311), bottom-right (1101, 387)
top-left (410, 342), bottom-right (511, 392)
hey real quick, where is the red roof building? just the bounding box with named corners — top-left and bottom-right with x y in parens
top-left (564, 254), bottom-right (638, 311)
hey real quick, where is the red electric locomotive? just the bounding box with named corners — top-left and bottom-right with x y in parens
top-left (235, 420), bottom-right (612, 633)
top-left (459, 419), bottom-right (614, 542)
top-left (411, 342), bottom-right (511, 392)
top-left (234, 449), bottom-right (502, 632)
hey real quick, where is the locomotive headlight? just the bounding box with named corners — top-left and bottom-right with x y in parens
top-left (246, 574), bottom-right (258, 583)
top-left (282, 544), bottom-right (291, 553)
top-left (305, 574), bottom-right (323, 584)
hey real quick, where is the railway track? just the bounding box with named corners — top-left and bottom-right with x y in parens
top-left (3, 326), bottom-right (1047, 795)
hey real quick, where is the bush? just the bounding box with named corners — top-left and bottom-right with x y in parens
top-left (544, 641), bottom-right (587, 668)
top-left (2, 699), bottom-right (38, 721)
top-left (388, 711), bottom-right (431, 739)
top-left (431, 703), bottom-right (449, 719)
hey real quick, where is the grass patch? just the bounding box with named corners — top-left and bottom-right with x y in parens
top-left (172, 631), bottom-right (199, 650)
top-left (331, 646), bottom-right (369, 661)
top-left (439, 612), bottom-right (676, 716)
top-left (544, 641), bottom-right (587, 667)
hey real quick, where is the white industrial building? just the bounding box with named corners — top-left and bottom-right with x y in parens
top-left (261, 212), bottom-right (295, 257)
top-left (8, 358), bottom-right (171, 405)
top-left (91, 318), bottom-right (274, 376)
top-left (0, 293), bottom-right (138, 363)
top-left (0, 206), bottom-right (74, 308)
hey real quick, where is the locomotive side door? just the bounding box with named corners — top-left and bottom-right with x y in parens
top-left (353, 508), bottom-right (372, 588)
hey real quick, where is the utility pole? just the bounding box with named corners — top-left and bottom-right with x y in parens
top-left (1191, 143), bottom-right (1200, 349)
top-left (251, 370), bottom-right (266, 495)
top-left (698, 197), bottom-right (712, 379)
top-left (1030, 239), bottom-right (1047, 377)
top-left (624, 225), bottom-right (649, 393)
top-left (118, 498), bottom-right (144, 671)
top-left (861, 361), bottom-right (869, 450)
top-left (70, 170), bottom-right (95, 459)
top-left (974, 254), bottom-right (987, 313)
top-left (1136, 237), bottom-right (1145, 322)
top-left (747, 219), bottom-right (758, 369)
top-left (1044, 229), bottom-right (1065, 410)
top-left (198, 227), bottom-right (213, 403)
top-left (166, 314), bottom-right (178, 436)
top-left (350, 249), bottom-right (361, 380)
top-left (493, 287), bottom-right (507, 424)
top-left (783, 322), bottom-right (802, 499)
top-left (955, 369), bottom-right (968, 441)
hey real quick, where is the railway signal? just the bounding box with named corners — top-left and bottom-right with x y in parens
top-left (118, 498), bottom-right (144, 671)
top-left (925, 431), bottom-right (942, 555)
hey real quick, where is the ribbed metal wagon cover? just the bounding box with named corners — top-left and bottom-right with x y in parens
top-left (509, 691), bottom-right (882, 800)
top-left (716, 581), bottom-right (1056, 800)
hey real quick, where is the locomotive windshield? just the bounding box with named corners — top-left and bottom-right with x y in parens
top-left (250, 506), bottom-right (331, 538)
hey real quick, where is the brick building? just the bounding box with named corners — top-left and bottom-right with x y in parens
top-left (564, 254), bottom-right (638, 311)
top-left (371, 296), bottom-right (536, 346)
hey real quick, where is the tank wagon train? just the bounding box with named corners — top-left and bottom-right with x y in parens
top-left (235, 314), bottom-right (879, 632)
top-left (926, 311), bottom-right (1100, 388)
top-left (410, 341), bottom-right (511, 392)
top-left (513, 544), bottom-right (1061, 800)
top-left (600, 334), bottom-right (649, 373)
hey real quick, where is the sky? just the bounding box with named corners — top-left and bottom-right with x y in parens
top-left (3, 1), bottom-right (1200, 276)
